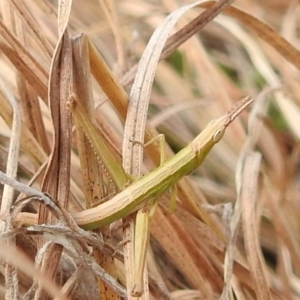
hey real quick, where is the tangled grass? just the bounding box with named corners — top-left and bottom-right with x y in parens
top-left (0, 1), bottom-right (300, 299)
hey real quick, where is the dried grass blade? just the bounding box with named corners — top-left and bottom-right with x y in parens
top-left (0, 241), bottom-right (68, 300)
top-left (162, 0), bottom-right (236, 59)
top-left (112, 0), bottom-right (235, 95)
top-left (35, 32), bottom-right (73, 299)
top-left (173, 202), bottom-right (225, 253)
top-left (0, 92), bottom-right (47, 165)
top-left (0, 17), bottom-right (48, 99)
top-left (0, 77), bottom-right (21, 299)
top-left (99, 0), bottom-right (125, 72)
top-left (10, 0), bottom-right (53, 59)
top-left (264, 184), bottom-right (300, 278)
top-left (201, 2), bottom-right (300, 70)
top-left (241, 152), bottom-right (271, 300)
top-left (13, 12), bottom-right (50, 154)
top-left (151, 207), bottom-right (215, 299)
top-left (0, 42), bottom-right (48, 100)
top-left (35, 1), bottom-right (73, 298)
top-left (0, 79), bottom-right (21, 222)
top-left (88, 40), bottom-right (129, 118)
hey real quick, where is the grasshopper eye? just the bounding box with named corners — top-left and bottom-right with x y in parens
top-left (213, 126), bottom-right (225, 143)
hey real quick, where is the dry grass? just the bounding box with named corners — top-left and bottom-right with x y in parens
top-left (0, 0), bottom-right (300, 299)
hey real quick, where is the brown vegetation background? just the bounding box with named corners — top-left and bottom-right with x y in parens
top-left (0, 1), bottom-right (300, 299)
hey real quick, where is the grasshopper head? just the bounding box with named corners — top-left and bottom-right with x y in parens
top-left (209, 96), bottom-right (254, 144)
top-left (212, 125), bottom-right (226, 143)
top-left (206, 115), bottom-right (230, 144)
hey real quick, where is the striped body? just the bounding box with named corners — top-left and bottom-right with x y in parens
top-left (74, 96), bottom-right (253, 230)
top-left (75, 116), bottom-right (229, 230)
